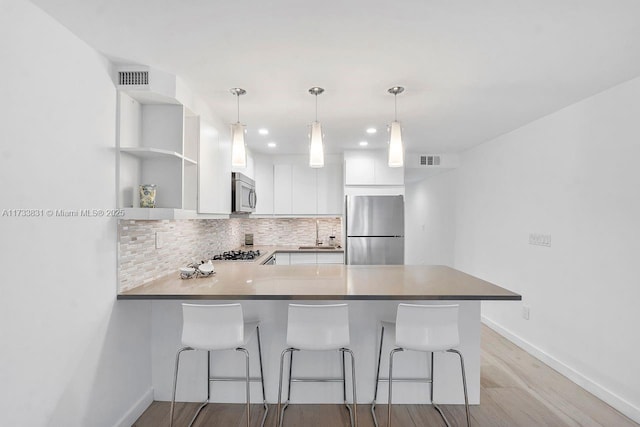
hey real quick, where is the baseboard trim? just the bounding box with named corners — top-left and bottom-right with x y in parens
top-left (115, 388), bottom-right (154, 427)
top-left (481, 316), bottom-right (640, 424)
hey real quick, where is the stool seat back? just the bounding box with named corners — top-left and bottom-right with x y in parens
top-left (181, 303), bottom-right (244, 350)
top-left (286, 304), bottom-right (350, 350)
top-left (395, 304), bottom-right (459, 352)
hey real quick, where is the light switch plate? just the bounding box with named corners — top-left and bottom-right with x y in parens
top-left (155, 232), bottom-right (165, 249)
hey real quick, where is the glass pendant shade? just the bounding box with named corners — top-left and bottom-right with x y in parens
top-left (231, 122), bottom-right (247, 168)
top-left (388, 121), bottom-right (404, 167)
top-left (309, 121), bottom-right (324, 168)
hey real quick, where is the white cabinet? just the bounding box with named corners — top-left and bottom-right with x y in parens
top-left (290, 252), bottom-right (318, 265)
top-left (254, 154), bottom-right (274, 215)
top-left (273, 164), bottom-right (293, 214)
top-left (374, 153), bottom-right (404, 186)
top-left (292, 165), bottom-right (317, 214)
top-left (317, 163), bottom-right (344, 215)
top-left (197, 121), bottom-right (231, 214)
top-left (117, 92), bottom-right (199, 217)
top-left (256, 155), bottom-right (343, 216)
top-left (344, 150), bottom-right (404, 186)
top-left (275, 252), bottom-right (290, 265)
top-left (274, 251), bottom-right (344, 265)
top-left (316, 252), bottom-right (344, 264)
top-left (344, 156), bottom-right (375, 185)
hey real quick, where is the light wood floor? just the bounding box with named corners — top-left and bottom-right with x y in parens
top-left (133, 326), bottom-right (638, 427)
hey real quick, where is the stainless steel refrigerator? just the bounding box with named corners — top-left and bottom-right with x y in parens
top-left (345, 195), bottom-right (404, 265)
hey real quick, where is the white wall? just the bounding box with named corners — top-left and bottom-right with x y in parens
top-left (0, 1), bottom-right (152, 426)
top-left (454, 76), bottom-right (640, 422)
top-left (405, 171), bottom-right (457, 266)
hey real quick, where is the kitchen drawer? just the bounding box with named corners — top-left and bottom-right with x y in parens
top-left (290, 252), bottom-right (317, 264)
top-left (316, 252), bottom-right (344, 264)
top-left (275, 253), bottom-right (290, 265)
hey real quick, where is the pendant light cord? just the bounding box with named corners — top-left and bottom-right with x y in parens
top-left (394, 93), bottom-right (398, 122)
top-left (236, 93), bottom-right (240, 123)
top-left (315, 93), bottom-right (318, 122)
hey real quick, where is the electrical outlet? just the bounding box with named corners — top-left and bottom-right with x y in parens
top-left (522, 305), bottom-right (530, 320)
top-left (529, 233), bottom-right (551, 247)
top-left (155, 232), bottom-right (165, 249)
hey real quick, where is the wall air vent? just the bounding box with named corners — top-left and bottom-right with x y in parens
top-left (419, 155), bottom-right (441, 166)
top-left (118, 71), bottom-right (149, 86)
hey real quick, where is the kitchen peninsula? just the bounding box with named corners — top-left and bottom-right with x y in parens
top-left (118, 256), bottom-right (520, 406)
top-left (119, 259), bottom-right (519, 301)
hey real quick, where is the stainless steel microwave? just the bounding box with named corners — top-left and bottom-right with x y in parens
top-left (231, 172), bottom-right (256, 213)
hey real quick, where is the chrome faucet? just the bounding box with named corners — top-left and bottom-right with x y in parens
top-left (315, 219), bottom-right (322, 246)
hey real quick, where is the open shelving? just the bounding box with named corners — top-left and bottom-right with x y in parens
top-left (116, 91), bottom-right (200, 219)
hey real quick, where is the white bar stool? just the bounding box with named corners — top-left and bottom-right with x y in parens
top-left (277, 303), bottom-right (358, 427)
top-left (169, 303), bottom-right (268, 427)
top-left (371, 303), bottom-right (470, 427)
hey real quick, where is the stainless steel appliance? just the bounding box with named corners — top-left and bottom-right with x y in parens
top-left (231, 172), bottom-right (256, 213)
top-left (345, 195), bottom-right (404, 265)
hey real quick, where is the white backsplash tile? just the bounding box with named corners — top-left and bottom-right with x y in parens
top-left (118, 217), bottom-right (342, 291)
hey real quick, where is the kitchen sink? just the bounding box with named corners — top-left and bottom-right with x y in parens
top-left (298, 246), bottom-right (336, 250)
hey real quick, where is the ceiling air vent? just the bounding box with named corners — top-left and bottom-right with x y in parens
top-left (420, 155), bottom-right (441, 166)
top-left (118, 71), bottom-right (149, 86)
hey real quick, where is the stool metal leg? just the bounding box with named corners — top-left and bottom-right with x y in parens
top-left (287, 350), bottom-right (294, 403)
top-left (277, 348), bottom-right (296, 427)
top-left (169, 346), bottom-right (194, 427)
top-left (236, 347), bottom-right (251, 427)
top-left (187, 351), bottom-right (212, 427)
top-left (341, 348), bottom-right (358, 427)
top-left (191, 351), bottom-right (212, 426)
top-left (371, 324), bottom-right (385, 427)
top-left (430, 352), bottom-right (434, 403)
top-left (256, 326), bottom-right (269, 427)
top-left (342, 350), bottom-right (347, 403)
top-left (387, 347), bottom-right (404, 427)
top-left (448, 349), bottom-right (471, 427)
top-left (431, 351), bottom-right (451, 427)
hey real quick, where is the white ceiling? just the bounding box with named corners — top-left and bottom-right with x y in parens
top-left (31, 0), bottom-right (640, 155)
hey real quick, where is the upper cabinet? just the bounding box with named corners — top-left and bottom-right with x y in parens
top-left (316, 164), bottom-right (344, 214)
top-left (273, 164), bottom-right (293, 214)
top-left (117, 91), bottom-right (199, 217)
top-left (254, 153), bottom-right (274, 215)
top-left (255, 155), bottom-right (343, 216)
top-left (344, 150), bottom-right (404, 186)
top-left (291, 165), bottom-right (317, 214)
top-left (197, 121), bottom-right (231, 215)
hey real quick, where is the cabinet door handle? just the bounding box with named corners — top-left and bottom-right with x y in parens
top-left (249, 189), bottom-right (256, 209)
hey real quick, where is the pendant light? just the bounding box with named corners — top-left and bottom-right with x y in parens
top-left (387, 86), bottom-right (405, 167)
top-left (308, 87), bottom-right (325, 168)
top-left (230, 88), bottom-right (247, 168)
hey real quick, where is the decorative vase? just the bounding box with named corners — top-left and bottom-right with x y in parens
top-left (139, 184), bottom-right (157, 208)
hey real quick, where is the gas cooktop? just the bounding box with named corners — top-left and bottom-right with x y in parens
top-left (211, 249), bottom-right (261, 261)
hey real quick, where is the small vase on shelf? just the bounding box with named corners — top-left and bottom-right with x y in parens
top-left (139, 184), bottom-right (157, 208)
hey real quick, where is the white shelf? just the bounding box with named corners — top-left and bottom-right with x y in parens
top-left (122, 208), bottom-right (228, 220)
top-left (121, 209), bottom-right (338, 220)
top-left (183, 155), bottom-right (197, 165)
top-left (120, 147), bottom-right (198, 165)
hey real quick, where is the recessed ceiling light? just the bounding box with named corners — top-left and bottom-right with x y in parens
top-left (366, 127), bottom-right (377, 134)
top-left (258, 128), bottom-right (269, 135)
top-left (359, 141), bottom-right (368, 146)
top-left (267, 142), bottom-right (277, 148)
